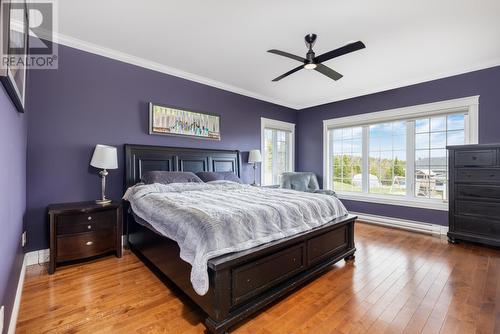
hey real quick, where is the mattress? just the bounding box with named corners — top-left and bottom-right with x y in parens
top-left (123, 181), bottom-right (348, 295)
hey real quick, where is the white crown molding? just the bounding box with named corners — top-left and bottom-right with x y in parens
top-left (43, 31), bottom-right (500, 111)
top-left (52, 32), bottom-right (299, 110)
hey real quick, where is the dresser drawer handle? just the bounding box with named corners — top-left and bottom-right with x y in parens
top-left (85, 241), bottom-right (93, 246)
top-left (87, 225), bottom-right (92, 230)
top-left (87, 216), bottom-right (92, 221)
top-left (472, 156), bottom-right (477, 160)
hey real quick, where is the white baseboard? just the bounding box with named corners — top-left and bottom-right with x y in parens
top-left (7, 255), bottom-right (27, 334)
top-left (351, 211), bottom-right (449, 236)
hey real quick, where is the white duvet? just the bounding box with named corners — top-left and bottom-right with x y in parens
top-left (123, 182), bottom-right (348, 295)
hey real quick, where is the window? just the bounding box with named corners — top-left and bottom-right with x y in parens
top-left (323, 96), bottom-right (479, 210)
top-left (261, 118), bottom-right (295, 185)
top-left (369, 121), bottom-right (406, 195)
top-left (414, 114), bottom-right (465, 200)
top-left (331, 126), bottom-right (363, 192)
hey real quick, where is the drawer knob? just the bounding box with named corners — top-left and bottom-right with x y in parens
top-left (292, 257), bottom-right (296, 262)
top-left (87, 225), bottom-right (92, 230)
top-left (87, 216), bottom-right (92, 221)
top-left (246, 278), bottom-right (251, 283)
top-left (85, 241), bottom-right (93, 246)
top-left (472, 156), bottom-right (477, 160)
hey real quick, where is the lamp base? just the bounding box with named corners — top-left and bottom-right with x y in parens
top-left (95, 199), bottom-right (112, 205)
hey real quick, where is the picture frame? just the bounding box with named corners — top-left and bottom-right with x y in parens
top-left (149, 102), bottom-right (221, 140)
top-left (0, 0), bottom-right (29, 113)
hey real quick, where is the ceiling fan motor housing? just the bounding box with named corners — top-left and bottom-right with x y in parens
top-left (306, 50), bottom-right (315, 64)
top-left (305, 34), bottom-right (317, 64)
top-left (268, 33), bottom-right (365, 81)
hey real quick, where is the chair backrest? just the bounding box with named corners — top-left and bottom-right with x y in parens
top-left (280, 172), bottom-right (320, 192)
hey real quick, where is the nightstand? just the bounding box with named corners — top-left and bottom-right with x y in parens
top-left (48, 201), bottom-right (122, 274)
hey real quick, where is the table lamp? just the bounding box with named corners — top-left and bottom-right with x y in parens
top-left (248, 149), bottom-right (262, 186)
top-left (90, 144), bottom-right (118, 204)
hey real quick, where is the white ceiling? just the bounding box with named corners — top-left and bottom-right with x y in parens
top-left (54, 0), bottom-right (500, 109)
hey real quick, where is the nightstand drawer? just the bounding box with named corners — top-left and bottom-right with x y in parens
top-left (56, 230), bottom-right (116, 262)
top-left (57, 211), bottom-right (115, 235)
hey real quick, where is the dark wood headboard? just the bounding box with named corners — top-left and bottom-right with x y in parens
top-left (124, 144), bottom-right (241, 188)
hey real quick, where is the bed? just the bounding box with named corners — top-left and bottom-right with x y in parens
top-left (123, 144), bottom-right (357, 334)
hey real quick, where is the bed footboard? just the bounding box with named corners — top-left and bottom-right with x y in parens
top-left (127, 213), bottom-right (356, 334)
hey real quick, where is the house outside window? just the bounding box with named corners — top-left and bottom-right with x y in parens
top-left (323, 96), bottom-right (479, 211)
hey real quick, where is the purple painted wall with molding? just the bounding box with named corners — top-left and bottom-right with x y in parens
top-left (24, 39), bottom-right (500, 251)
top-left (0, 86), bottom-right (27, 330)
top-left (297, 66), bottom-right (500, 226)
top-left (25, 43), bottom-right (297, 251)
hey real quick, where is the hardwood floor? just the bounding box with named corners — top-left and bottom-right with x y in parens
top-left (17, 223), bottom-right (500, 334)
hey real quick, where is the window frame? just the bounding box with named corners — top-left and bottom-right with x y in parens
top-left (323, 96), bottom-right (479, 211)
top-left (261, 117), bottom-right (295, 185)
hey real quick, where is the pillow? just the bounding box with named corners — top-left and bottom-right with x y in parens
top-left (206, 180), bottom-right (240, 185)
top-left (196, 171), bottom-right (242, 183)
top-left (141, 171), bottom-right (203, 184)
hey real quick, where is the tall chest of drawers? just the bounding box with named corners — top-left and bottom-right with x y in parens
top-left (448, 144), bottom-right (500, 247)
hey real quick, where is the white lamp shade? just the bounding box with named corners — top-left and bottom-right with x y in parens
top-left (248, 149), bottom-right (262, 163)
top-left (90, 144), bottom-right (118, 169)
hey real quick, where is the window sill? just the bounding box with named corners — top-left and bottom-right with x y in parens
top-left (336, 192), bottom-right (448, 211)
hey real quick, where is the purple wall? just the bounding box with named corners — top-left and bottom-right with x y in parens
top-left (297, 66), bottom-right (500, 225)
top-left (26, 44), bottom-right (296, 251)
top-left (0, 86), bottom-right (27, 330)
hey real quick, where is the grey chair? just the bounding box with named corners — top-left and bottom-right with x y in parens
top-left (280, 172), bottom-right (336, 196)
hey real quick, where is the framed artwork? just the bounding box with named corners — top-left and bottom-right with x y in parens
top-left (149, 102), bottom-right (221, 140)
top-left (0, 0), bottom-right (29, 113)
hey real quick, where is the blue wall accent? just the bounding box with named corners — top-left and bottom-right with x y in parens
top-left (0, 85), bottom-right (27, 331)
top-left (297, 66), bottom-right (500, 226)
top-left (25, 43), bottom-right (297, 252)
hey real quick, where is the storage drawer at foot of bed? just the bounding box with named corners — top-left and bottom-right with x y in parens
top-left (307, 225), bottom-right (348, 265)
top-left (232, 243), bottom-right (305, 306)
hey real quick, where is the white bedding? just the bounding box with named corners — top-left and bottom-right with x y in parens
top-left (123, 182), bottom-right (348, 295)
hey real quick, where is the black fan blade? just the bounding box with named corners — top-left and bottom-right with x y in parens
top-left (272, 65), bottom-right (304, 82)
top-left (314, 63), bottom-right (343, 81)
top-left (314, 41), bottom-right (365, 64)
top-left (267, 49), bottom-right (306, 63)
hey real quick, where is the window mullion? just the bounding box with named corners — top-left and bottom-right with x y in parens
top-left (362, 126), bottom-right (369, 194)
top-left (272, 130), bottom-right (278, 184)
top-left (406, 120), bottom-right (415, 199)
top-left (328, 129), bottom-right (333, 190)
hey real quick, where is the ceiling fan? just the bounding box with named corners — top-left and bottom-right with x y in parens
top-left (267, 34), bottom-right (365, 82)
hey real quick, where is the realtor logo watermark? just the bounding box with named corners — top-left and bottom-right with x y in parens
top-left (1, 0), bottom-right (58, 70)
